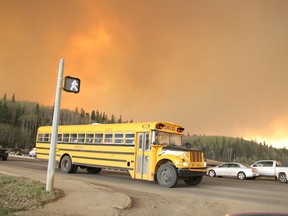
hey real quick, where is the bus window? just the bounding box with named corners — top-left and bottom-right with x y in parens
top-left (157, 132), bottom-right (181, 146)
top-left (86, 134), bottom-right (94, 143)
top-left (138, 134), bottom-right (143, 149)
top-left (104, 134), bottom-right (113, 143)
top-left (38, 134), bottom-right (43, 142)
top-left (125, 133), bottom-right (135, 144)
top-left (44, 133), bottom-right (50, 142)
top-left (95, 133), bottom-right (103, 144)
top-left (115, 133), bottom-right (124, 144)
top-left (70, 133), bottom-right (77, 143)
top-left (144, 133), bottom-right (150, 150)
top-left (78, 133), bottom-right (85, 143)
top-left (58, 134), bottom-right (63, 142)
top-left (63, 133), bottom-right (69, 142)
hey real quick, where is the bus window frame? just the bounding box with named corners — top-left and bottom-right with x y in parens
top-left (38, 134), bottom-right (43, 142)
top-left (114, 133), bottom-right (124, 144)
top-left (58, 133), bottom-right (63, 142)
top-left (125, 133), bottom-right (135, 145)
top-left (44, 133), bottom-right (50, 142)
top-left (63, 133), bottom-right (69, 143)
top-left (78, 133), bottom-right (85, 143)
top-left (95, 133), bottom-right (103, 144)
top-left (104, 133), bottom-right (113, 144)
top-left (86, 133), bottom-right (94, 144)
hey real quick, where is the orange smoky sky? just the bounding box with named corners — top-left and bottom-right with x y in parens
top-left (1, 1), bottom-right (288, 148)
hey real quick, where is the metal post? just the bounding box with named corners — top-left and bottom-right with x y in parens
top-left (46, 59), bottom-right (64, 192)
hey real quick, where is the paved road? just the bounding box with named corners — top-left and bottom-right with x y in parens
top-left (1, 156), bottom-right (288, 215)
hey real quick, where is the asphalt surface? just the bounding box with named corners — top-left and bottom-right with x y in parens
top-left (0, 156), bottom-right (132, 216)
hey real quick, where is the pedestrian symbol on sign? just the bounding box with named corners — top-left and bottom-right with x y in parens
top-left (70, 80), bottom-right (79, 92)
top-left (64, 76), bottom-right (80, 93)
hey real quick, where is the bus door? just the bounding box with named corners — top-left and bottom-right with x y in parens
top-left (135, 133), bottom-right (150, 180)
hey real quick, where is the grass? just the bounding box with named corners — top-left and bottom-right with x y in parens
top-left (0, 173), bottom-right (64, 216)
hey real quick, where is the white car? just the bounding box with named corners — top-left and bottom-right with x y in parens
top-left (29, 148), bottom-right (36, 157)
top-left (207, 162), bottom-right (258, 180)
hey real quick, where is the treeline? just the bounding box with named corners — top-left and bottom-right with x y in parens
top-left (0, 94), bottom-right (132, 150)
top-left (183, 135), bottom-right (288, 166)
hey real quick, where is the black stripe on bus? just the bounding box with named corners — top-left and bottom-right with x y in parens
top-left (37, 153), bottom-right (50, 156)
top-left (59, 148), bottom-right (134, 155)
top-left (73, 162), bottom-right (134, 171)
top-left (37, 142), bottom-right (135, 147)
top-left (72, 155), bottom-right (127, 163)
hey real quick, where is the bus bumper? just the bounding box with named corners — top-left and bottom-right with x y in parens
top-left (177, 168), bottom-right (206, 178)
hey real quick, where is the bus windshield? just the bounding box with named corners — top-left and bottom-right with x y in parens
top-left (157, 132), bottom-right (182, 146)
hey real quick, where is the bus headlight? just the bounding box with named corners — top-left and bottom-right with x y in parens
top-left (183, 162), bottom-right (189, 167)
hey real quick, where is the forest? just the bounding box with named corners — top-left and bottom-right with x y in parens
top-left (0, 94), bottom-right (131, 151)
top-left (0, 93), bottom-right (287, 165)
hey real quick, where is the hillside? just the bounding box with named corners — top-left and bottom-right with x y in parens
top-left (0, 94), bottom-right (132, 150)
top-left (183, 135), bottom-right (288, 166)
top-left (1, 93), bottom-right (287, 166)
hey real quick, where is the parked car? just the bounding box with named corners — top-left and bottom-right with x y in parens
top-left (251, 160), bottom-right (288, 183)
top-left (29, 148), bottom-right (36, 157)
top-left (0, 148), bottom-right (8, 161)
top-left (207, 162), bottom-right (258, 180)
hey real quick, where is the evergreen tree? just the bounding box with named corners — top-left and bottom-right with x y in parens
top-left (117, 115), bottom-right (123, 123)
top-left (91, 110), bottom-right (96, 122)
top-left (111, 114), bottom-right (116, 123)
top-left (12, 94), bottom-right (15, 102)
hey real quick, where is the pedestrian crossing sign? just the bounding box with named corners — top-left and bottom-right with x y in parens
top-left (64, 76), bottom-right (80, 93)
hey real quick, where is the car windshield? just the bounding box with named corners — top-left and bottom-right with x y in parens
top-left (157, 132), bottom-right (182, 146)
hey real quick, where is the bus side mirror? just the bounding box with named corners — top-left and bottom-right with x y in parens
top-left (185, 143), bottom-right (191, 149)
top-left (152, 140), bottom-right (159, 145)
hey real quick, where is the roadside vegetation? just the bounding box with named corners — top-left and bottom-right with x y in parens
top-left (0, 173), bottom-right (64, 216)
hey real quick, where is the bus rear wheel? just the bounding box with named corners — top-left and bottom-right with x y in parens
top-left (157, 164), bottom-right (178, 188)
top-left (60, 155), bottom-right (77, 173)
top-left (86, 167), bottom-right (102, 174)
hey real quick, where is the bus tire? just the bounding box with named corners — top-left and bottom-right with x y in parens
top-left (157, 164), bottom-right (178, 188)
top-left (184, 176), bottom-right (203, 186)
top-left (86, 167), bottom-right (102, 174)
top-left (60, 155), bottom-right (76, 173)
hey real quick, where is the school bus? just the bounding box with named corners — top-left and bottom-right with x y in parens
top-left (36, 121), bottom-right (207, 188)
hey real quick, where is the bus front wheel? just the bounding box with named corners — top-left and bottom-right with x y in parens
top-left (60, 155), bottom-right (77, 173)
top-left (157, 164), bottom-right (178, 188)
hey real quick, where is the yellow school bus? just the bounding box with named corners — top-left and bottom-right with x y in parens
top-left (36, 121), bottom-right (207, 188)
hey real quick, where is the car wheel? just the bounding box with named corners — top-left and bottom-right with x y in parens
top-left (208, 170), bottom-right (216, 177)
top-left (237, 172), bottom-right (246, 180)
top-left (279, 173), bottom-right (287, 183)
top-left (157, 164), bottom-right (178, 188)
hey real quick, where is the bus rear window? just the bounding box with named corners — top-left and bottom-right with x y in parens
top-left (38, 134), bottom-right (43, 142)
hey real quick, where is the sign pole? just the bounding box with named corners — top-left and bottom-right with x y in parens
top-left (46, 59), bottom-right (64, 192)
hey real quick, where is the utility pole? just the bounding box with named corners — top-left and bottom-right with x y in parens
top-left (46, 59), bottom-right (64, 192)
